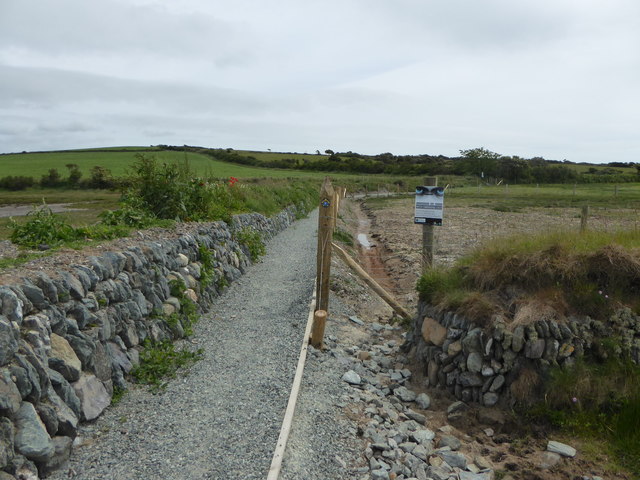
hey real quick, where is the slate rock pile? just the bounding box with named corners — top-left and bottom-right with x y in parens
top-left (328, 316), bottom-right (606, 480)
top-left (334, 336), bottom-right (495, 480)
top-left (408, 302), bottom-right (640, 407)
top-left (0, 206), bottom-right (302, 479)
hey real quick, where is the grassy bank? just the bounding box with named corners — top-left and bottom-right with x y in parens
top-left (417, 224), bottom-right (640, 475)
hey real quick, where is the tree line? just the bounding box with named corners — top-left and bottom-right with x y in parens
top-left (179, 146), bottom-right (638, 184)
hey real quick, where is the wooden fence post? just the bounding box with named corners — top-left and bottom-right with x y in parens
top-left (316, 177), bottom-right (335, 316)
top-left (422, 176), bottom-right (437, 273)
top-left (581, 205), bottom-right (590, 232)
top-left (310, 310), bottom-right (327, 349)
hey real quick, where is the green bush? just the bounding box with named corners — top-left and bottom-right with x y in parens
top-left (40, 168), bottom-right (64, 188)
top-left (0, 175), bottom-right (35, 191)
top-left (10, 204), bottom-right (132, 249)
top-left (10, 206), bottom-right (77, 248)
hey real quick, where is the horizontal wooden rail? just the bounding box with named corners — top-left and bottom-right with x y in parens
top-left (331, 242), bottom-right (412, 321)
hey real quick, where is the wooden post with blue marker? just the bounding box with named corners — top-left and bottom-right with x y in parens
top-left (313, 177), bottom-right (335, 348)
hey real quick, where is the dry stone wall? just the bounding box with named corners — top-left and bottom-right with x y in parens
top-left (410, 301), bottom-right (640, 408)
top-left (0, 206), bottom-right (303, 479)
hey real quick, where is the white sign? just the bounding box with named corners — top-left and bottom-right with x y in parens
top-left (414, 186), bottom-right (444, 225)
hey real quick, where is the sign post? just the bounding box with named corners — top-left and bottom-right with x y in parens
top-left (414, 177), bottom-right (442, 273)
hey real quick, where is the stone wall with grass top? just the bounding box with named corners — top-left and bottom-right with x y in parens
top-left (409, 300), bottom-right (640, 409)
top-left (0, 205), bottom-right (304, 479)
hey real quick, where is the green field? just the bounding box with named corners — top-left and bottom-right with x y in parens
top-left (0, 147), bottom-right (437, 186)
top-left (236, 150), bottom-right (329, 162)
top-left (0, 147), bottom-right (373, 180)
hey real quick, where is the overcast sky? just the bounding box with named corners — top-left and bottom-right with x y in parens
top-left (1, 0), bottom-right (639, 163)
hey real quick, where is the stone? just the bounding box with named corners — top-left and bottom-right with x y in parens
top-left (547, 440), bottom-right (576, 457)
top-left (483, 392), bottom-right (499, 406)
top-left (35, 403), bottom-right (58, 436)
top-left (65, 334), bottom-right (96, 370)
top-left (438, 434), bottom-right (461, 450)
top-left (92, 342), bottom-right (113, 382)
top-left (427, 361), bottom-right (439, 387)
top-left (0, 370), bottom-right (21, 415)
top-left (489, 374), bottom-right (505, 392)
top-left (0, 287), bottom-right (24, 323)
top-left (426, 466), bottom-right (452, 480)
top-left (412, 443), bottom-right (430, 461)
top-left (394, 386), bottom-right (417, 402)
top-left (176, 253), bottom-right (189, 267)
top-left (512, 325), bottom-right (525, 352)
top-left (467, 352), bottom-right (483, 373)
top-left (341, 370), bottom-right (361, 385)
top-left (462, 328), bottom-right (483, 354)
top-left (0, 416), bottom-right (14, 469)
top-left (415, 393), bottom-right (431, 410)
top-left (459, 473), bottom-right (493, 480)
top-left (14, 402), bottom-right (54, 462)
top-left (447, 401), bottom-right (467, 415)
top-left (481, 365), bottom-right (494, 377)
top-left (538, 451), bottom-right (561, 469)
top-left (49, 369), bottom-right (82, 418)
top-left (20, 283), bottom-right (48, 310)
top-left (73, 374), bottom-right (111, 421)
top-left (10, 365), bottom-right (32, 400)
top-left (107, 342), bottom-right (133, 375)
top-left (371, 469), bottom-right (390, 480)
top-left (525, 339), bottom-right (546, 359)
top-left (411, 428), bottom-right (435, 444)
top-left (447, 341), bottom-right (462, 356)
top-left (0, 316), bottom-right (19, 365)
top-left (49, 333), bottom-right (82, 382)
top-left (421, 317), bottom-right (447, 346)
top-left (438, 450), bottom-right (467, 469)
top-left (47, 389), bottom-right (78, 437)
top-left (475, 455), bottom-right (492, 469)
top-left (558, 343), bottom-right (575, 358)
top-left (459, 372), bottom-right (483, 387)
top-left (60, 272), bottom-right (86, 301)
top-left (40, 436), bottom-right (73, 476)
top-left (33, 273), bottom-right (59, 303)
top-left (405, 409), bottom-right (426, 424)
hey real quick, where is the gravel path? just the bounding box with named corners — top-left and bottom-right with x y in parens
top-left (50, 211), bottom-right (318, 480)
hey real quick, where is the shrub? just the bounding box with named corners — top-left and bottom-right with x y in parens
top-left (40, 168), bottom-right (63, 188)
top-left (0, 175), bottom-right (35, 190)
top-left (66, 163), bottom-right (82, 187)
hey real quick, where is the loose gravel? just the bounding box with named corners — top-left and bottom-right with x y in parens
top-left (49, 211), bottom-right (319, 480)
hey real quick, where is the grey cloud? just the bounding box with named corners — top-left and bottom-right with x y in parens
top-left (0, 65), bottom-right (269, 114)
top-left (0, 0), bottom-right (248, 60)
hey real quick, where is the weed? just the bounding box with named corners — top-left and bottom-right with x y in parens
top-left (234, 227), bottom-right (266, 262)
top-left (168, 279), bottom-right (199, 336)
top-left (111, 386), bottom-right (126, 405)
top-left (0, 252), bottom-right (47, 270)
top-left (131, 339), bottom-right (203, 392)
top-left (333, 227), bottom-right (354, 246)
top-left (198, 243), bottom-right (215, 289)
top-left (10, 204), bottom-right (76, 248)
top-left (524, 353), bottom-right (640, 475)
